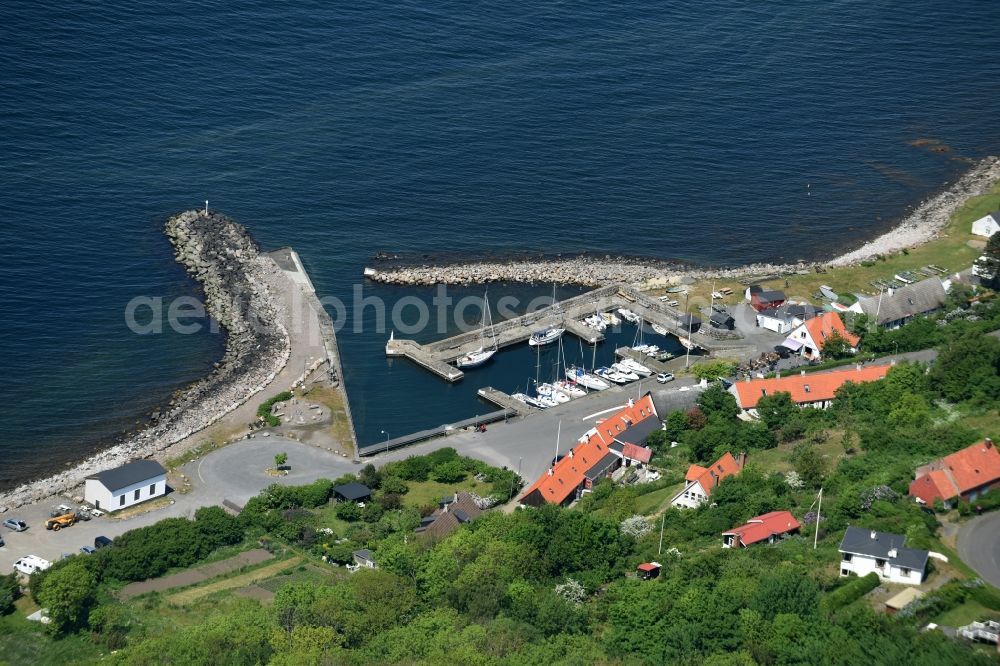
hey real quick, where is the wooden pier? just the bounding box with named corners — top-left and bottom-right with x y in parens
top-left (478, 386), bottom-right (536, 416)
top-left (387, 284), bottom-right (753, 382)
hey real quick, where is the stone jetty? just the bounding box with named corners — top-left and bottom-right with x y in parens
top-left (0, 210), bottom-right (291, 509)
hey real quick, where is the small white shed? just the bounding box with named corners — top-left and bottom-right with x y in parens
top-left (85, 459), bottom-right (167, 512)
top-left (971, 210), bottom-right (1000, 238)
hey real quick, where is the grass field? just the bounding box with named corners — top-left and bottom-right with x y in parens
top-left (635, 483), bottom-right (684, 515)
top-left (935, 599), bottom-right (1000, 627)
top-left (402, 477), bottom-right (489, 508)
top-left (0, 598), bottom-right (105, 666)
top-left (165, 556), bottom-right (303, 605)
top-left (256, 563), bottom-right (341, 593)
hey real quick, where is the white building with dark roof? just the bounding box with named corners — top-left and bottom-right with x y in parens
top-left (972, 210), bottom-right (1000, 238)
top-left (850, 278), bottom-right (947, 329)
top-left (84, 459), bottom-right (167, 512)
top-left (838, 526), bottom-right (929, 585)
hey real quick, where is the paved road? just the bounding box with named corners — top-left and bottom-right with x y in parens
top-left (957, 511), bottom-right (1000, 589)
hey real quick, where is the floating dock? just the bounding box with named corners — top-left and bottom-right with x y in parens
top-left (477, 387), bottom-right (536, 416)
top-left (387, 284), bottom-right (752, 382)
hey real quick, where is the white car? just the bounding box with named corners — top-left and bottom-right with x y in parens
top-left (14, 555), bottom-right (52, 575)
top-left (89, 508), bottom-right (104, 517)
top-left (656, 372), bottom-right (675, 383)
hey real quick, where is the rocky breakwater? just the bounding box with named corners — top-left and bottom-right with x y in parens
top-left (0, 210), bottom-right (291, 510)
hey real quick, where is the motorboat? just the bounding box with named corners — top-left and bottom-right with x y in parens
top-left (617, 308), bottom-right (640, 324)
top-left (601, 312), bottom-right (621, 326)
top-left (610, 363), bottom-right (640, 381)
top-left (596, 367), bottom-right (630, 384)
top-left (619, 357), bottom-right (652, 376)
top-left (456, 291), bottom-right (498, 369)
top-left (633, 344), bottom-right (650, 353)
top-left (513, 393), bottom-right (547, 409)
top-left (643, 345), bottom-right (660, 355)
top-left (529, 327), bottom-right (564, 346)
top-left (678, 336), bottom-right (696, 351)
top-left (583, 314), bottom-right (607, 330)
top-left (555, 380), bottom-right (587, 398)
top-left (535, 394), bottom-right (559, 408)
top-left (651, 323), bottom-right (668, 336)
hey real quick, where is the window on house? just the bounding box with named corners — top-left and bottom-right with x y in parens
top-left (842, 553), bottom-right (852, 562)
top-left (901, 567), bottom-right (911, 576)
top-left (119, 495), bottom-right (125, 507)
top-left (150, 483), bottom-right (156, 494)
top-left (876, 559), bottom-right (886, 567)
top-left (134, 489), bottom-right (141, 501)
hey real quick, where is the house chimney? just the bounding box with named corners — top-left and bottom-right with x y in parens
top-left (856, 364), bottom-right (862, 371)
top-left (888, 547), bottom-right (897, 558)
top-left (801, 370), bottom-right (806, 376)
top-left (454, 492), bottom-right (459, 503)
top-left (737, 452), bottom-right (747, 468)
top-left (986, 438), bottom-right (994, 449)
top-left (569, 449), bottom-right (574, 458)
top-left (870, 530), bottom-right (877, 540)
top-left (547, 469), bottom-right (553, 476)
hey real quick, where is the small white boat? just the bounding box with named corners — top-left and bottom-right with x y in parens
top-left (651, 323), bottom-right (668, 336)
top-left (555, 380), bottom-right (586, 398)
top-left (619, 357), bottom-right (652, 376)
top-left (678, 336), bottom-right (696, 351)
top-left (567, 366), bottom-right (610, 390)
top-left (644, 345), bottom-right (660, 355)
top-left (610, 363), bottom-right (640, 381)
top-left (537, 383), bottom-right (571, 403)
top-left (617, 308), bottom-right (640, 324)
top-left (511, 392), bottom-right (531, 404)
top-left (456, 291), bottom-right (498, 369)
top-left (596, 367), bottom-right (630, 384)
top-left (584, 314), bottom-right (607, 330)
top-left (529, 327), bottom-right (564, 346)
top-left (602, 312), bottom-right (621, 326)
top-left (535, 394), bottom-right (559, 408)
top-left (633, 344), bottom-right (650, 353)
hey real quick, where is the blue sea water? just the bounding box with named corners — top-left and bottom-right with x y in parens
top-left (2, 1), bottom-right (1000, 488)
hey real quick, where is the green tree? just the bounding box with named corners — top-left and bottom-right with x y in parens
top-left (755, 392), bottom-right (797, 431)
top-left (0, 572), bottom-right (19, 615)
top-left (663, 411), bottom-right (688, 443)
top-left (39, 559), bottom-right (96, 632)
top-left (274, 452), bottom-right (288, 468)
top-left (821, 331), bottom-right (854, 359)
top-left (974, 231), bottom-right (1000, 289)
top-left (431, 460), bottom-right (467, 484)
top-left (334, 500), bottom-right (362, 521)
top-left (791, 444), bottom-right (827, 488)
top-left (751, 568), bottom-right (820, 620)
top-left (929, 333), bottom-right (1000, 404)
top-left (692, 360), bottom-right (737, 382)
top-left (697, 383), bottom-right (739, 420)
top-left (194, 505), bottom-right (244, 547)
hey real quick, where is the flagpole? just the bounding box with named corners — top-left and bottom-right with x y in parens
top-left (814, 487), bottom-right (823, 550)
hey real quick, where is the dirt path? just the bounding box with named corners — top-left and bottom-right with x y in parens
top-left (118, 548), bottom-right (273, 600)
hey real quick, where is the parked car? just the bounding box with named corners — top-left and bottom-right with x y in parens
top-left (0, 534), bottom-right (5, 548)
top-left (14, 555), bottom-right (51, 575)
top-left (74, 511), bottom-right (91, 521)
top-left (51, 504), bottom-right (73, 516)
top-left (656, 372), bottom-right (675, 383)
top-left (89, 508), bottom-right (105, 518)
top-left (80, 546), bottom-right (95, 555)
top-left (94, 536), bottom-right (113, 549)
top-left (3, 519), bottom-right (28, 532)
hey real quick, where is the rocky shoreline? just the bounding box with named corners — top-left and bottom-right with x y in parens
top-left (365, 156), bottom-right (999, 287)
top-left (0, 210), bottom-right (291, 510)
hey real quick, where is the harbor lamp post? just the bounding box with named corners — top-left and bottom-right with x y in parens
top-left (381, 430), bottom-right (390, 455)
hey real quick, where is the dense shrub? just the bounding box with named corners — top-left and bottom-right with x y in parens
top-left (820, 573), bottom-right (879, 614)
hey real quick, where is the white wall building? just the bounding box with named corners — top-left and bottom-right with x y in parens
top-left (838, 526), bottom-right (928, 586)
top-left (972, 210), bottom-right (1000, 238)
top-left (84, 459), bottom-right (167, 512)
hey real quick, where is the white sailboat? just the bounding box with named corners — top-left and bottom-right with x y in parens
top-left (567, 365), bottom-right (610, 390)
top-left (456, 292), bottom-right (498, 369)
top-left (555, 380), bottom-right (587, 398)
top-left (651, 323), bottom-right (668, 336)
top-left (610, 363), bottom-right (641, 381)
top-left (537, 383), bottom-right (571, 403)
top-left (618, 358), bottom-right (652, 376)
top-left (529, 327), bottom-right (564, 346)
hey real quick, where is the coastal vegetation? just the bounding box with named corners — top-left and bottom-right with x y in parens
top-left (257, 391), bottom-right (293, 428)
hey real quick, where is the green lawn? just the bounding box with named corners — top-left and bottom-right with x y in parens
top-left (636, 484), bottom-right (684, 515)
top-left (402, 477), bottom-right (489, 509)
top-left (0, 599), bottom-right (105, 666)
top-left (749, 433), bottom-right (847, 475)
top-left (935, 599), bottom-right (1000, 627)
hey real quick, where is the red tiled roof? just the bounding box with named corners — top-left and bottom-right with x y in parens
top-left (684, 452), bottom-right (742, 497)
top-left (804, 312), bottom-right (860, 350)
top-left (731, 364), bottom-right (890, 409)
top-left (909, 439), bottom-right (1000, 503)
top-left (621, 442), bottom-right (653, 464)
top-left (592, 394), bottom-right (658, 446)
top-left (637, 562), bottom-right (660, 572)
top-left (723, 510), bottom-right (800, 547)
top-left (519, 395), bottom-right (657, 506)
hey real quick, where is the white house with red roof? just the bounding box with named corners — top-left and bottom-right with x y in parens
top-left (671, 452), bottom-right (745, 509)
top-left (722, 511), bottom-right (800, 548)
top-left (783, 311), bottom-right (859, 361)
top-left (909, 438), bottom-right (1000, 507)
